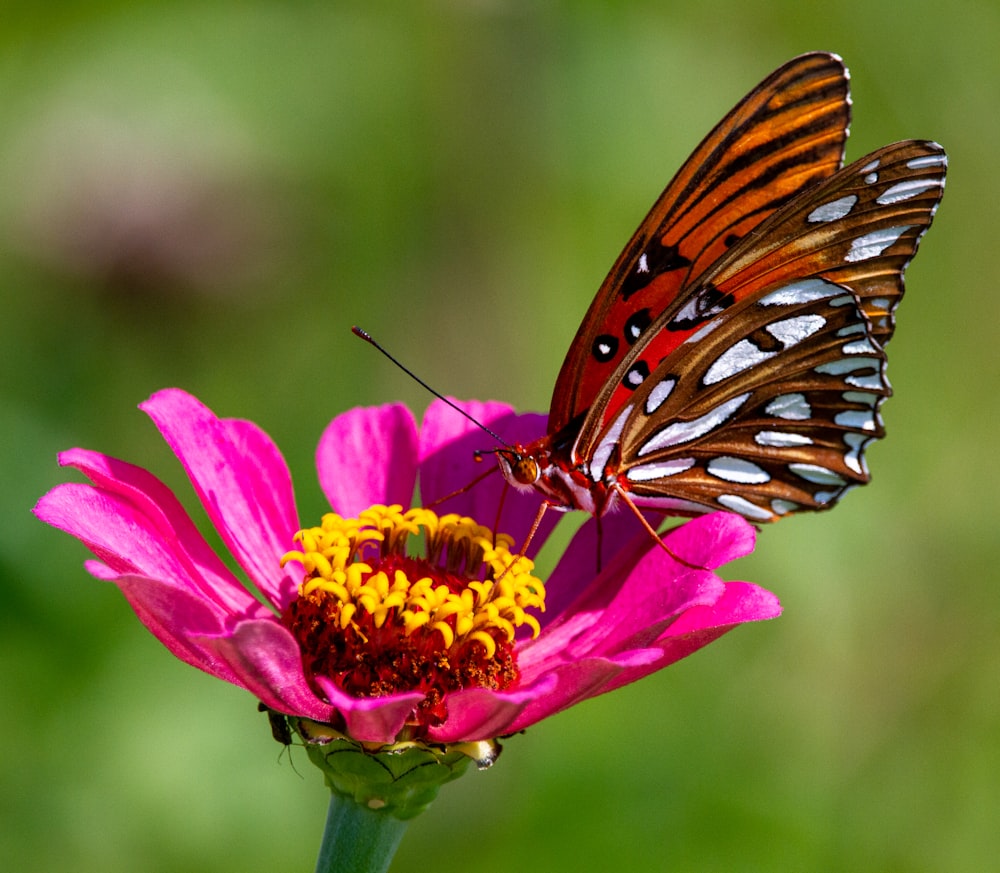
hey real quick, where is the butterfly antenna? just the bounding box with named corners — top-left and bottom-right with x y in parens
top-left (352, 326), bottom-right (510, 447)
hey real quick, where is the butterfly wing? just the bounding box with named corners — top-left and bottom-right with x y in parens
top-left (548, 52), bottom-right (851, 436)
top-left (579, 140), bottom-right (946, 521)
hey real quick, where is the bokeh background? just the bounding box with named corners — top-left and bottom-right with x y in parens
top-left (2, 2), bottom-right (995, 871)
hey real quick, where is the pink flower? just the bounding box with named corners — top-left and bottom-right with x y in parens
top-left (34, 389), bottom-right (780, 745)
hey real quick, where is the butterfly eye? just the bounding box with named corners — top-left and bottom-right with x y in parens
top-left (512, 457), bottom-right (540, 485)
top-left (497, 450), bottom-right (540, 486)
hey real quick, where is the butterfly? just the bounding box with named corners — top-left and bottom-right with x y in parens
top-left (495, 52), bottom-right (946, 529)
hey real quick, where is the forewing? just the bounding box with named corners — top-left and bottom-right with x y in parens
top-left (548, 52), bottom-right (851, 435)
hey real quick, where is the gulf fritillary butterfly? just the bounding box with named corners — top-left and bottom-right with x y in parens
top-left (495, 52), bottom-right (946, 526)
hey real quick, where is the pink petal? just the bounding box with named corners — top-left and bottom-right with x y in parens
top-left (544, 512), bottom-right (759, 630)
top-left (598, 640), bottom-right (723, 697)
top-left (666, 580), bottom-right (782, 635)
top-left (542, 512), bottom-right (655, 621)
top-left (312, 677), bottom-right (426, 745)
top-left (316, 404), bottom-right (418, 517)
top-left (539, 514), bottom-right (722, 645)
top-left (598, 584), bottom-right (780, 697)
top-left (505, 581), bottom-right (780, 733)
top-left (417, 399), bottom-right (557, 555)
top-left (660, 511), bottom-right (758, 568)
top-left (519, 568), bottom-right (723, 679)
top-left (570, 567), bottom-right (724, 657)
top-left (113, 574), bottom-right (248, 686)
top-left (424, 674), bottom-right (558, 743)
top-left (84, 559), bottom-right (117, 580)
top-left (199, 620), bottom-right (339, 723)
top-left (203, 621), bottom-right (425, 743)
top-left (47, 449), bottom-right (263, 614)
top-left (502, 652), bottom-right (659, 734)
top-left (140, 389), bottom-right (300, 608)
top-left (35, 481), bottom-right (267, 621)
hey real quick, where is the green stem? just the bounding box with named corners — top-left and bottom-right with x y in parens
top-left (314, 793), bottom-right (409, 873)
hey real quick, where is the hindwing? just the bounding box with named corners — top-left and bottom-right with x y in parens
top-left (574, 140), bottom-right (946, 520)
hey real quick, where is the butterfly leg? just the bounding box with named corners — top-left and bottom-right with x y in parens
top-left (613, 485), bottom-right (704, 571)
top-left (492, 500), bottom-right (550, 585)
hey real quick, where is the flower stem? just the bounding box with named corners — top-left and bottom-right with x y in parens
top-left (314, 793), bottom-right (409, 873)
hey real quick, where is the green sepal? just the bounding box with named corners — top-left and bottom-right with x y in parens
top-left (288, 717), bottom-right (500, 820)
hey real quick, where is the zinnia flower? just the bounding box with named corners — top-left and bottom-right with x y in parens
top-left (35, 389), bottom-right (780, 749)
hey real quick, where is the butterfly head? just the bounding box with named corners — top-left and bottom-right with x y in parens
top-left (494, 438), bottom-right (606, 516)
top-left (495, 446), bottom-right (540, 489)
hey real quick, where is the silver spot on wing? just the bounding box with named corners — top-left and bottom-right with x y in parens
top-left (626, 457), bottom-right (696, 482)
top-left (755, 430), bottom-right (814, 447)
top-left (644, 378), bottom-right (676, 415)
top-left (703, 340), bottom-right (774, 385)
top-left (717, 494), bottom-right (774, 521)
top-left (876, 179), bottom-right (942, 205)
top-left (706, 457), bottom-right (771, 484)
top-left (807, 194), bottom-right (858, 223)
top-left (637, 392), bottom-right (751, 455)
top-left (759, 278), bottom-right (838, 306)
top-left (845, 226), bottom-right (912, 263)
top-left (789, 463), bottom-right (847, 486)
top-left (589, 404), bottom-right (633, 482)
top-left (765, 393), bottom-right (812, 421)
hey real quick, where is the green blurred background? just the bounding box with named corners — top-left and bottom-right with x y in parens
top-left (2, 2), bottom-right (994, 871)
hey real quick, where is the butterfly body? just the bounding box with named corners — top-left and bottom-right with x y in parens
top-left (498, 429), bottom-right (619, 517)
top-left (498, 53), bottom-right (946, 524)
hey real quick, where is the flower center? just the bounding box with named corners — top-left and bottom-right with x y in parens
top-left (280, 505), bottom-right (545, 733)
